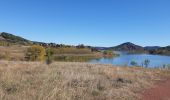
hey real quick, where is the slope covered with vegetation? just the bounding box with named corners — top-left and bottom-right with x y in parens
top-left (0, 32), bottom-right (31, 44)
top-left (149, 46), bottom-right (170, 56)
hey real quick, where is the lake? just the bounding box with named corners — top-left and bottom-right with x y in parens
top-left (89, 52), bottom-right (170, 68)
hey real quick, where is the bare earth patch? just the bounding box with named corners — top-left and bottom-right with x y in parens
top-left (141, 78), bottom-right (170, 100)
top-left (0, 61), bottom-right (169, 100)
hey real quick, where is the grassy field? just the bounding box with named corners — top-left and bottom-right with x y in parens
top-left (0, 45), bottom-right (28, 60)
top-left (0, 46), bottom-right (103, 61)
top-left (0, 61), bottom-right (169, 100)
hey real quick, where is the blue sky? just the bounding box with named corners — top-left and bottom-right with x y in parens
top-left (0, 0), bottom-right (170, 47)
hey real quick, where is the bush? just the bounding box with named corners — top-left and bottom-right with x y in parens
top-left (167, 65), bottom-right (170, 69)
top-left (76, 44), bottom-right (85, 48)
top-left (103, 50), bottom-right (114, 56)
top-left (143, 59), bottom-right (150, 68)
top-left (130, 60), bottom-right (138, 66)
top-left (25, 45), bottom-right (46, 61)
top-left (46, 48), bottom-right (55, 64)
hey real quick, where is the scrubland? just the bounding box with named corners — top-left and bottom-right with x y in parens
top-left (0, 61), bottom-right (169, 100)
top-left (0, 46), bottom-right (102, 61)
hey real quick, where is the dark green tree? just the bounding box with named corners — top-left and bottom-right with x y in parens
top-left (144, 59), bottom-right (150, 68)
top-left (130, 60), bottom-right (138, 66)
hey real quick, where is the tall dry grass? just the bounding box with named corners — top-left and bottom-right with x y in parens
top-left (54, 47), bottom-right (92, 54)
top-left (0, 61), bottom-right (169, 100)
top-left (0, 46), bottom-right (100, 61)
top-left (0, 46), bottom-right (28, 60)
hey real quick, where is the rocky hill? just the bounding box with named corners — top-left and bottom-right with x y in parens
top-left (109, 42), bottom-right (144, 51)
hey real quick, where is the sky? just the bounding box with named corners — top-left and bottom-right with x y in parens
top-left (0, 0), bottom-right (170, 47)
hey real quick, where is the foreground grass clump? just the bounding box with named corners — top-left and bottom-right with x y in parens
top-left (0, 61), bottom-right (169, 100)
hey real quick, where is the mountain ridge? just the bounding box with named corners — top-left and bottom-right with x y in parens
top-left (0, 32), bottom-right (169, 55)
top-left (109, 42), bottom-right (144, 51)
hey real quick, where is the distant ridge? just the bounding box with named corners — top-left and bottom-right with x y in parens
top-left (0, 32), bottom-right (87, 48)
top-left (0, 32), bottom-right (31, 44)
top-left (109, 42), bottom-right (144, 51)
top-left (144, 46), bottom-right (161, 50)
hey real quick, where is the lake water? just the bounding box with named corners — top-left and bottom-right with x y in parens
top-left (89, 53), bottom-right (170, 68)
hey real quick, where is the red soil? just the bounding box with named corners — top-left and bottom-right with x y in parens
top-left (141, 78), bottom-right (170, 100)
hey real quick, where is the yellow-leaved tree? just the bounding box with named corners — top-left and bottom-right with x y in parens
top-left (25, 45), bottom-right (46, 61)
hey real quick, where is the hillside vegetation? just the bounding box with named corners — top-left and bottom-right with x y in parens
top-left (149, 46), bottom-right (170, 56)
top-left (0, 61), bottom-right (170, 100)
top-left (0, 32), bottom-right (31, 44)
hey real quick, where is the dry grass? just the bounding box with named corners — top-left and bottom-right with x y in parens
top-left (54, 47), bottom-right (92, 54)
top-left (0, 46), bottom-right (101, 61)
top-left (0, 61), bottom-right (169, 100)
top-left (0, 46), bottom-right (28, 60)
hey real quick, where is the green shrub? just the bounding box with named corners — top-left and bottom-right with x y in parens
top-left (167, 65), bottom-right (170, 69)
top-left (25, 45), bottom-right (46, 61)
top-left (143, 59), bottom-right (150, 68)
top-left (130, 60), bottom-right (138, 66)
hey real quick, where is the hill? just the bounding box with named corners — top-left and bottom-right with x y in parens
top-left (107, 43), bottom-right (170, 55)
top-left (144, 46), bottom-right (161, 50)
top-left (149, 46), bottom-right (170, 55)
top-left (109, 42), bottom-right (144, 51)
top-left (0, 32), bottom-right (72, 47)
top-left (0, 32), bottom-right (31, 44)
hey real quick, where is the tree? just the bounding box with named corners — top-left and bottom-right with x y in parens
top-left (144, 59), bottom-right (150, 68)
top-left (25, 45), bottom-right (46, 61)
top-left (103, 50), bottom-right (113, 56)
top-left (91, 48), bottom-right (99, 52)
top-left (130, 60), bottom-right (138, 66)
top-left (76, 44), bottom-right (85, 48)
top-left (46, 48), bottom-right (55, 64)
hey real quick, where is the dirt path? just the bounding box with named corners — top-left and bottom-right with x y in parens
top-left (141, 78), bottom-right (170, 100)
